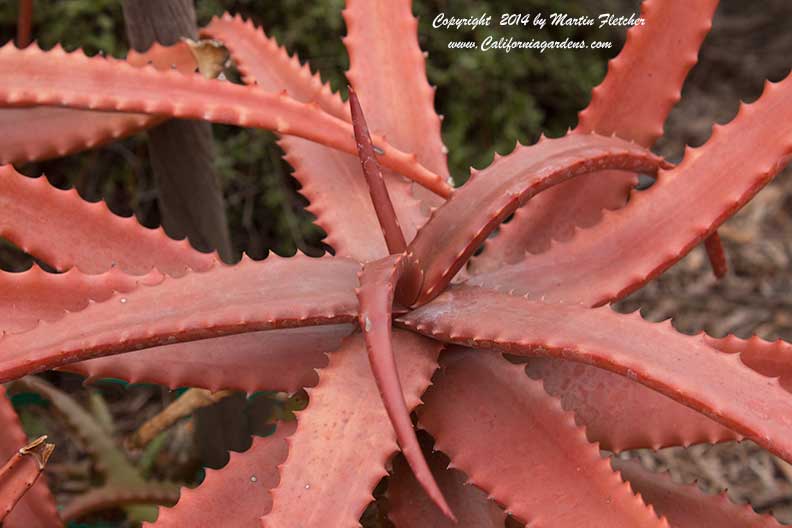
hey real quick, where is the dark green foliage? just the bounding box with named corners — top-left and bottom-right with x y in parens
top-left (0, 1), bottom-right (127, 56)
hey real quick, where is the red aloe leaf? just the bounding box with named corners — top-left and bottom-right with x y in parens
top-left (398, 286), bottom-right (792, 463)
top-left (356, 255), bottom-right (451, 519)
top-left (152, 422), bottom-right (295, 527)
top-left (203, 14), bottom-right (438, 259)
top-left (349, 86), bottom-right (408, 255)
top-left (526, 358), bottom-right (741, 452)
top-left (471, 71), bottom-right (792, 305)
top-left (343, 0), bottom-right (450, 212)
top-left (706, 334), bottom-right (792, 392)
top-left (388, 445), bottom-right (505, 528)
top-left (419, 349), bottom-right (667, 527)
top-left (0, 255), bottom-right (359, 381)
top-left (0, 108), bottom-right (159, 165)
top-left (577, 0), bottom-right (718, 143)
top-left (399, 135), bottom-right (668, 306)
top-left (0, 43), bottom-right (449, 198)
top-left (62, 481), bottom-right (180, 522)
top-left (472, 0), bottom-right (719, 272)
top-left (261, 331), bottom-right (441, 528)
top-left (0, 436), bottom-right (55, 524)
top-left (0, 266), bottom-right (163, 334)
top-left (0, 386), bottom-right (60, 528)
top-left (202, 14), bottom-right (394, 262)
top-left (201, 14), bottom-right (347, 119)
top-left (0, 41), bottom-right (196, 165)
top-left (0, 264), bottom-right (349, 393)
top-left (0, 165), bottom-right (214, 275)
top-left (611, 457), bottom-right (782, 528)
top-left (279, 136), bottom-right (399, 262)
top-left (62, 325), bottom-right (352, 394)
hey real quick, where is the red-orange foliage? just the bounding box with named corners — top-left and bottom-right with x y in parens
top-left (0, 1), bottom-right (789, 526)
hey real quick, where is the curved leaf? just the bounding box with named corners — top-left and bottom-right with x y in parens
top-left (472, 0), bottom-right (719, 270)
top-left (343, 0), bottom-right (449, 212)
top-left (0, 255), bottom-right (359, 381)
top-left (399, 134), bottom-right (668, 306)
top-left (471, 71), bottom-right (792, 305)
top-left (0, 266), bottom-right (162, 334)
top-left (399, 286), bottom-right (792, 464)
top-left (419, 349), bottom-right (667, 527)
top-left (202, 14), bottom-right (393, 262)
top-left (151, 422), bottom-right (295, 528)
top-left (0, 41), bottom-right (196, 165)
top-left (611, 457), bottom-right (781, 528)
top-left (388, 447), bottom-right (505, 528)
top-left (0, 265), bottom-right (349, 394)
top-left (261, 331), bottom-right (441, 528)
top-left (62, 326), bottom-right (352, 394)
top-left (356, 255), bottom-right (451, 519)
top-left (526, 358), bottom-right (740, 452)
top-left (706, 334), bottom-right (792, 392)
top-left (202, 14), bottom-right (347, 120)
top-left (0, 43), bottom-right (449, 198)
top-left (0, 165), bottom-right (214, 275)
top-left (0, 107), bottom-right (159, 165)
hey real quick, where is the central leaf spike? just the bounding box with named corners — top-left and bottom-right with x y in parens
top-left (348, 86), bottom-right (408, 255)
top-left (356, 255), bottom-right (455, 522)
top-left (350, 88), bottom-right (456, 522)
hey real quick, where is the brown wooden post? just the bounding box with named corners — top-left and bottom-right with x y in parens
top-left (16, 0), bottom-right (33, 47)
top-left (122, 0), bottom-right (233, 262)
top-left (123, 0), bottom-right (246, 468)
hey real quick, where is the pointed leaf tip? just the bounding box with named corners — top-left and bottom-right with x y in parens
top-left (262, 332), bottom-right (442, 527)
top-left (389, 445), bottom-right (505, 527)
top-left (356, 255), bottom-right (454, 521)
top-left (199, 14), bottom-right (441, 260)
top-left (349, 87), bottom-right (408, 255)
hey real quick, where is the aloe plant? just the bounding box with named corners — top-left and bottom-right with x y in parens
top-left (0, 0), bottom-right (790, 526)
